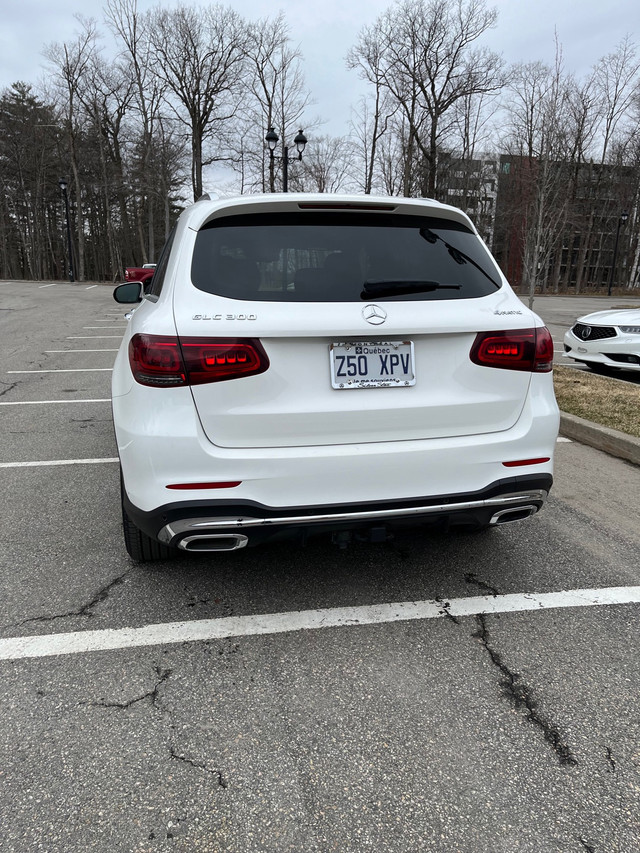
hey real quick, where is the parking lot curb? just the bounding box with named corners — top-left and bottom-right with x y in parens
top-left (560, 412), bottom-right (640, 467)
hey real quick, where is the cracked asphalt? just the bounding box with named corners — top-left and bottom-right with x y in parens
top-left (1, 281), bottom-right (640, 852)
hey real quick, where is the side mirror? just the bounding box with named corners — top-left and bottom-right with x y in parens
top-left (113, 281), bottom-right (143, 304)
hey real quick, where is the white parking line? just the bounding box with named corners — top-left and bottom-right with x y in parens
top-left (0, 399), bottom-right (110, 406)
top-left (557, 437), bottom-right (572, 442)
top-left (1, 585), bottom-right (638, 661)
top-left (0, 458), bottom-right (118, 468)
top-left (7, 369), bottom-right (112, 374)
top-left (85, 285), bottom-right (98, 290)
top-left (39, 283), bottom-right (60, 288)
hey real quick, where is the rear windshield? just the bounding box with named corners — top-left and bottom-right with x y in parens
top-left (191, 212), bottom-right (501, 302)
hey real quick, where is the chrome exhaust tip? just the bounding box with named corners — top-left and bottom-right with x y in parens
top-left (178, 534), bottom-right (249, 552)
top-left (489, 505), bottom-right (538, 525)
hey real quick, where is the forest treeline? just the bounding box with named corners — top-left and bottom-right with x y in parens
top-left (1, 0), bottom-right (639, 293)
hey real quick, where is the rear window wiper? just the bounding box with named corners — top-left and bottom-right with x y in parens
top-left (420, 227), bottom-right (501, 289)
top-left (361, 279), bottom-right (461, 299)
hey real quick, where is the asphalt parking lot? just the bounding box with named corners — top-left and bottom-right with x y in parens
top-left (1, 280), bottom-right (640, 853)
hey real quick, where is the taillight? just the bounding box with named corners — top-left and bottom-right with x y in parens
top-left (470, 327), bottom-right (554, 372)
top-left (129, 335), bottom-right (269, 387)
top-left (180, 337), bottom-right (269, 384)
top-left (129, 335), bottom-right (186, 386)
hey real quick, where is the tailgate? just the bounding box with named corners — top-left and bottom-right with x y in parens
top-left (175, 297), bottom-right (532, 449)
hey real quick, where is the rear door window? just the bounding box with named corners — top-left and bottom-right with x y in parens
top-left (190, 212), bottom-right (501, 302)
top-left (146, 226), bottom-right (176, 299)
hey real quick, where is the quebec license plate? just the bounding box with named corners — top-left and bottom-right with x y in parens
top-left (330, 341), bottom-right (415, 389)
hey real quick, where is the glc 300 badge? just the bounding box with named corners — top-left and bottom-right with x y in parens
top-left (362, 304), bottom-right (387, 325)
top-left (192, 313), bottom-right (257, 320)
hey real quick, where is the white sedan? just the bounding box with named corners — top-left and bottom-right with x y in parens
top-left (111, 193), bottom-right (559, 561)
top-left (563, 309), bottom-right (640, 372)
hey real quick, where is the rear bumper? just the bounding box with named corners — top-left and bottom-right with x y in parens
top-left (123, 474), bottom-right (552, 551)
top-left (114, 377), bottom-right (559, 514)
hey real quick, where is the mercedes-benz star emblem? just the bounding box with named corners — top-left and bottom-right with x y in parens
top-left (580, 326), bottom-right (591, 340)
top-left (362, 304), bottom-right (387, 325)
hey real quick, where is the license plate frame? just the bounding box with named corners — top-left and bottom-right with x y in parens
top-left (330, 341), bottom-right (416, 389)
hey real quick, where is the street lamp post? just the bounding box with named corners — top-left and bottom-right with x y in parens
top-left (607, 210), bottom-right (629, 296)
top-left (58, 178), bottom-right (75, 282)
top-left (265, 127), bottom-right (307, 192)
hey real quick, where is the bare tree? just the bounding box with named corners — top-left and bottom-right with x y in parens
top-left (349, 0), bottom-right (505, 198)
top-left (349, 95), bottom-right (396, 194)
top-left (73, 53), bottom-right (135, 278)
top-left (347, 28), bottom-right (400, 194)
top-left (0, 83), bottom-right (62, 279)
top-left (147, 4), bottom-right (248, 201)
top-left (500, 51), bottom-right (578, 304)
top-left (105, 0), bottom-right (171, 261)
top-left (592, 36), bottom-right (640, 164)
top-left (617, 89), bottom-right (640, 288)
top-left (45, 17), bottom-right (99, 280)
top-left (289, 135), bottom-right (356, 193)
top-left (563, 39), bottom-right (640, 294)
top-left (449, 89), bottom-right (501, 160)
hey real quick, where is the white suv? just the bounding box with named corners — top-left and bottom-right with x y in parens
top-left (111, 193), bottom-right (559, 561)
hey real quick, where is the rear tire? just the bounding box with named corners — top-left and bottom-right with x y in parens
top-left (121, 475), bottom-right (175, 562)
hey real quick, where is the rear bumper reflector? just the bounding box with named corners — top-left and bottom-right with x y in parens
top-left (166, 481), bottom-right (242, 490)
top-left (502, 458), bottom-right (550, 468)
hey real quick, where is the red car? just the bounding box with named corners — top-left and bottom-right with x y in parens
top-left (124, 264), bottom-right (156, 284)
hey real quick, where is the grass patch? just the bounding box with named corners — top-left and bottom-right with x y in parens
top-left (553, 365), bottom-right (640, 438)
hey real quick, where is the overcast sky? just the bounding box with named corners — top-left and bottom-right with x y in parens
top-left (0, 0), bottom-right (637, 139)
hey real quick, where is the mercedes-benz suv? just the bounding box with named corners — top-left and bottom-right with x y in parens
top-left (111, 193), bottom-right (559, 561)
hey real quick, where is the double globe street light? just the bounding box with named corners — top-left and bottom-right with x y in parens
top-left (265, 127), bottom-right (307, 193)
